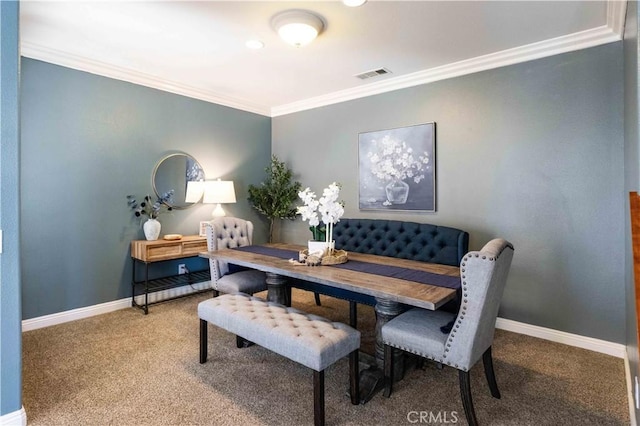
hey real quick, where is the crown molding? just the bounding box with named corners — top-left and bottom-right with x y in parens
top-left (20, 41), bottom-right (272, 117)
top-left (608, 0), bottom-right (628, 37)
top-left (271, 23), bottom-right (622, 117)
top-left (21, 0), bottom-right (626, 119)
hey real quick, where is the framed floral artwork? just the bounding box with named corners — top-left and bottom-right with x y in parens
top-left (358, 122), bottom-right (436, 211)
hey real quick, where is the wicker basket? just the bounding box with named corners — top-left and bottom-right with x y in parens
top-left (299, 249), bottom-right (348, 266)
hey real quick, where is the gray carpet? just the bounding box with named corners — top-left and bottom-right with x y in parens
top-left (22, 289), bottom-right (629, 425)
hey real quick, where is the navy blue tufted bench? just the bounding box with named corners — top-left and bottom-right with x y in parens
top-left (292, 218), bottom-right (469, 307)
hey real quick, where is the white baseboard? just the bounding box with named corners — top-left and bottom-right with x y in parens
top-left (21, 281), bottom-right (212, 332)
top-left (625, 352), bottom-right (638, 426)
top-left (0, 407), bottom-right (26, 426)
top-left (495, 317), bottom-right (626, 358)
top-left (22, 298), bottom-right (130, 332)
top-left (22, 287), bottom-right (624, 359)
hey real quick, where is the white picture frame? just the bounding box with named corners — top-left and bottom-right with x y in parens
top-left (199, 221), bottom-right (210, 237)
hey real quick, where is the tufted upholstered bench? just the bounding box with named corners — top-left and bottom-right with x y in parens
top-left (293, 218), bottom-right (469, 307)
top-left (198, 293), bottom-right (360, 426)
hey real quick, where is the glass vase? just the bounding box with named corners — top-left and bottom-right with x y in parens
top-left (385, 179), bottom-right (410, 204)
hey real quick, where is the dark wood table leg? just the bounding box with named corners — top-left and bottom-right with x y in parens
top-left (265, 272), bottom-right (289, 306)
top-left (359, 297), bottom-right (405, 404)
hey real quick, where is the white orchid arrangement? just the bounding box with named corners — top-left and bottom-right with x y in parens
top-left (367, 134), bottom-right (430, 183)
top-left (297, 182), bottom-right (344, 248)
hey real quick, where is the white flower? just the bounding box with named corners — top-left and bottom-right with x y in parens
top-left (298, 182), bottom-right (345, 245)
top-left (298, 183), bottom-right (344, 226)
top-left (367, 135), bottom-right (430, 183)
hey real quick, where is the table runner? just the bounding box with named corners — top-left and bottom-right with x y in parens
top-left (232, 245), bottom-right (460, 290)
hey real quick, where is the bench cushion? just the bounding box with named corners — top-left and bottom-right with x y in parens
top-left (198, 293), bottom-right (360, 372)
top-left (216, 269), bottom-right (266, 294)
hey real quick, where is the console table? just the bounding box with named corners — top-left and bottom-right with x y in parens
top-left (131, 235), bottom-right (211, 314)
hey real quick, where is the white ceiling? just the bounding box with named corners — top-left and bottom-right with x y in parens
top-left (20, 1), bottom-right (625, 117)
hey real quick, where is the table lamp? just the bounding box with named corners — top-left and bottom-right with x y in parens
top-left (185, 180), bottom-right (205, 203)
top-left (203, 179), bottom-right (236, 217)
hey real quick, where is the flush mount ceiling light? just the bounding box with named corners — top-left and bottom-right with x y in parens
top-left (271, 10), bottom-right (324, 48)
top-left (342, 0), bottom-right (367, 6)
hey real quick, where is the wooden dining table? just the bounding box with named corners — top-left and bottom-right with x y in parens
top-left (200, 243), bottom-right (461, 403)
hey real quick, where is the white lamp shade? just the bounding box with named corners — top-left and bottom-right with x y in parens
top-left (203, 180), bottom-right (236, 204)
top-left (272, 10), bottom-right (324, 47)
top-left (203, 180), bottom-right (236, 217)
top-left (184, 181), bottom-right (205, 203)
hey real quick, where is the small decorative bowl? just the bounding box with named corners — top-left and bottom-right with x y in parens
top-left (163, 234), bottom-right (183, 241)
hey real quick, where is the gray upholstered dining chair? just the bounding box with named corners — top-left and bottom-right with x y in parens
top-left (381, 238), bottom-right (514, 426)
top-left (206, 217), bottom-right (267, 297)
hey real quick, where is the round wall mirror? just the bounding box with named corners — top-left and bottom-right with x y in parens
top-left (152, 153), bottom-right (205, 210)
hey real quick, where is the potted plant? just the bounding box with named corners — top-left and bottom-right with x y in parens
top-left (297, 182), bottom-right (344, 255)
top-left (126, 190), bottom-right (174, 240)
top-left (248, 155), bottom-right (302, 243)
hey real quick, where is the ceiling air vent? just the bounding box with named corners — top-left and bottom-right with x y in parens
top-left (355, 68), bottom-right (392, 80)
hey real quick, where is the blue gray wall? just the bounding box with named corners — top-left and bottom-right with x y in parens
top-left (8, 17), bottom-right (634, 420)
top-left (273, 43), bottom-right (625, 343)
top-left (624, 0), bottom-right (640, 420)
top-left (20, 58), bottom-right (271, 320)
top-left (1, 0), bottom-right (22, 416)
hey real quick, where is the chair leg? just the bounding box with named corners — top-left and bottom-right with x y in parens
top-left (383, 344), bottom-right (394, 398)
top-left (236, 335), bottom-right (255, 348)
top-left (349, 301), bottom-right (357, 329)
top-left (199, 319), bottom-right (208, 364)
top-left (349, 349), bottom-right (360, 405)
top-left (314, 292), bottom-right (322, 306)
top-left (482, 346), bottom-right (501, 399)
top-left (285, 286), bottom-right (292, 307)
top-left (459, 370), bottom-right (478, 426)
top-left (314, 370), bottom-right (325, 426)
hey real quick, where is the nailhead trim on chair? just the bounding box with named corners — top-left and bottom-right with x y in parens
top-left (384, 238), bottom-right (513, 426)
top-left (443, 252), bottom-right (480, 371)
top-left (207, 219), bottom-right (258, 293)
top-left (385, 342), bottom-right (464, 369)
top-left (439, 242), bottom-right (512, 371)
